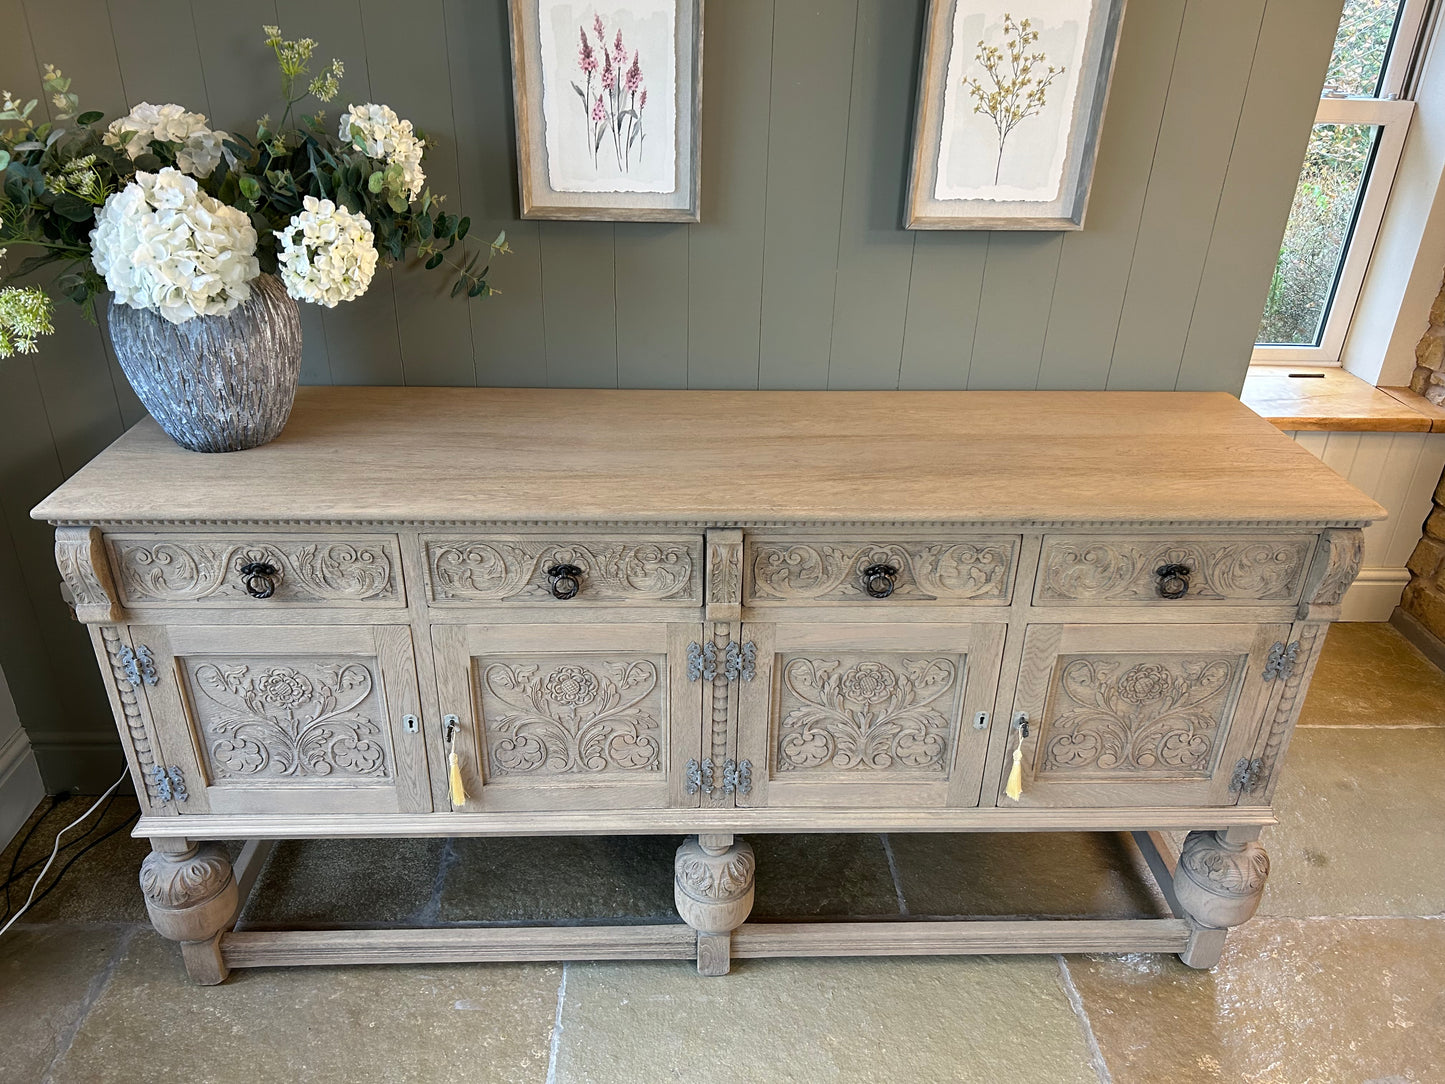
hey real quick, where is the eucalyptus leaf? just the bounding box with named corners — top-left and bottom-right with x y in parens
top-left (12, 141), bottom-right (43, 152)
top-left (456, 216), bottom-right (470, 240)
top-left (75, 110), bottom-right (103, 126)
top-left (367, 170), bottom-right (385, 193)
top-left (0, 150), bottom-right (9, 171)
top-left (425, 252), bottom-right (444, 270)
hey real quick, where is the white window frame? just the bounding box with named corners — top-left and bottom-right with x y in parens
top-left (1252, 0), bottom-right (1432, 366)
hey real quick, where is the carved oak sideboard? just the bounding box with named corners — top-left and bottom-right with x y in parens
top-left (32, 388), bottom-right (1381, 984)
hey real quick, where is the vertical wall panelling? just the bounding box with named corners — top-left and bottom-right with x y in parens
top-left (539, 222), bottom-right (618, 386)
top-left (897, 234), bottom-right (988, 390)
top-left (1036, 0), bottom-right (1185, 390)
top-left (360, 0), bottom-right (476, 386)
top-left (1106, 0), bottom-right (1267, 389)
top-left (444, 0), bottom-right (547, 387)
top-left (1176, 0), bottom-right (1346, 392)
top-left (825, 0), bottom-right (923, 389)
top-left (107, 0), bottom-right (209, 111)
top-left (965, 233), bottom-right (1063, 389)
top-left (686, 0), bottom-right (775, 389)
top-left (757, 0), bottom-right (858, 389)
top-left (615, 225), bottom-right (690, 387)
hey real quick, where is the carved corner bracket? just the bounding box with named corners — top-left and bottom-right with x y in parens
top-left (705, 528), bottom-right (744, 621)
top-left (1298, 528), bottom-right (1364, 619)
top-left (54, 526), bottom-right (124, 623)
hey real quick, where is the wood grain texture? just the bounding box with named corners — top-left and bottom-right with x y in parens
top-left (32, 388), bottom-right (1386, 525)
top-left (1242, 366), bottom-right (1434, 431)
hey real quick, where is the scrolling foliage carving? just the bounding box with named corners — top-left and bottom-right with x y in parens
top-left (112, 537), bottom-right (398, 603)
top-left (480, 656), bottom-right (664, 776)
top-left (1039, 539), bottom-right (1312, 602)
top-left (428, 538), bottom-right (698, 602)
top-left (1039, 653), bottom-right (1243, 777)
top-left (775, 654), bottom-right (961, 773)
top-left (749, 540), bottom-right (1015, 602)
top-left (188, 659), bottom-right (391, 780)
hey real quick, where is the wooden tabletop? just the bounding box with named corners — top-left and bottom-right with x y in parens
top-left (1241, 366), bottom-right (1445, 432)
top-left (32, 388), bottom-right (1385, 526)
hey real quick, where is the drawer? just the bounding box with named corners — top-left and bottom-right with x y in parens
top-left (422, 534), bottom-right (703, 605)
top-left (745, 536), bottom-right (1020, 606)
top-left (107, 534), bottom-right (405, 607)
top-left (1033, 535), bottom-right (1317, 606)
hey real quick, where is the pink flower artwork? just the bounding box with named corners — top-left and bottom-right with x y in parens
top-left (570, 10), bottom-right (648, 174)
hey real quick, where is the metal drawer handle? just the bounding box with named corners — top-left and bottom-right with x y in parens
top-left (240, 561), bottom-right (280, 599)
top-left (861, 563), bottom-right (899, 599)
top-left (1155, 563), bottom-right (1191, 600)
top-left (546, 563), bottom-right (584, 600)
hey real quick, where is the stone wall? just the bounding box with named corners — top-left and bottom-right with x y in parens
top-left (1409, 274), bottom-right (1445, 404)
top-left (1404, 273), bottom-right (1445, 642)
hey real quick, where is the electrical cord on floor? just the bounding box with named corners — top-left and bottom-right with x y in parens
top-left (2, 794), bottom-right (119, 911)
top-left (0, 767), bottom-right (130, 939)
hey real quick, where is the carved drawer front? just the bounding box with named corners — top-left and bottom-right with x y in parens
top-left (1034, 535), bottom-right (1316, 606)
top-left (733, 622), bottom-right (1007, 809)
top-left (107, 534), bottom-right (404, 608)
top-left (744, 536), bottom-right (1020, 607)
top-left (128, 624), bottom-right (431, 815)
top-left (430, 623), bottom-right (704, 811)
top-left (422, 535), bottom-right (703, 606)
top-left (1000, 622), bottom-right (1291, 808)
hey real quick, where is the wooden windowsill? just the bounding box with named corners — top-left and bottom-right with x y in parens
top-left (1241, 365), bottom-right (1445, 432)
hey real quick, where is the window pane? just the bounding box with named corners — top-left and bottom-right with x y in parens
top-left (1257, 124), bottom-right (1378, 347)
top-left (1323, 0), bottom-right (1402, 96)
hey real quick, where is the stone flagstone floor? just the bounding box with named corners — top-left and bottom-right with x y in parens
top-left (1, 622), bottom-right (1442, 1083)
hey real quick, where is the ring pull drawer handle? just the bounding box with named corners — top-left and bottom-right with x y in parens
top-left (239, 561), bottom-right (280, 599)
top-left (861, 563), bottom-right (899, 599)
top-left (546, 563), bottom-right (584, 600)
top-left (1155, 563), bottom-right (1191, 600)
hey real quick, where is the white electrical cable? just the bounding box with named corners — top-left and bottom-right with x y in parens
top-left (0, 767), bottom-right (129, 939)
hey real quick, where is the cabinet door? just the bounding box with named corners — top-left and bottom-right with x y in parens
top-left (135, 624), bottom-right (431, 815)
top-left (1002, 623), bottom-right (1290, 808)
top-left (431, 623), bottom-right (703, 811)
top-left (735, 623), bottom-right (1006, 808)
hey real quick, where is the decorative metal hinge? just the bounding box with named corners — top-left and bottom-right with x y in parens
top-left (686, 642), bottom-right (718, 682)
top-left (722, 758), bottom-right (753, 796)
top-left (1263, 640), bottom-right (1301, 682)
top-left (724, 640), bottom-right (756, 683)
top-left (118, 644), bottom-right (158, 687)
top-left (1229, 757), bottom-right (1263, 794)
top-left (685, 757), bottom-right (715, 795)
top-left (150, 764), bottom-right (189, 804)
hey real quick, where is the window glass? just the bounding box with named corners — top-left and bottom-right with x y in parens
top-left (1257, 123), bottom-right (1378, 346)
top-left (1323, 0), bottom-right (1402, 96)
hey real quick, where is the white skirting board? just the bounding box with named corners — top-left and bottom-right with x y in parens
top-left (1287, 430), bottom-right (1445, 621)
top-left (0, 727), bottom-right (44, 853)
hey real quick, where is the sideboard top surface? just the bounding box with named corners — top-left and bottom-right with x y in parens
top-left (32, 388), bottom-right (1385, 526)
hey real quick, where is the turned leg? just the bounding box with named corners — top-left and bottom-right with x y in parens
top-left (674, 834), bottom-right (755, 976)
top-left (1172, 830), bottom-right (1269, 969)
top-left (140, 840), bottom-right (239, 985)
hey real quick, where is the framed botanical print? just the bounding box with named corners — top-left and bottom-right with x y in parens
top-left (906, 0), bottom-right (1126, 229)
top-left (508, 0), bottom-right (704, 222)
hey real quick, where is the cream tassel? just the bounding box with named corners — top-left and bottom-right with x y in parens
top-left (1004, 717), bottom-right (1027, 802)
top-left (445, 717), bottom-right (468, 807)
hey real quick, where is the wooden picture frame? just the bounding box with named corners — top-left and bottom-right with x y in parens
top-left (906, 0), bottom-right (1126, 230)
top-left (508, 0), bottom-right (703, 222)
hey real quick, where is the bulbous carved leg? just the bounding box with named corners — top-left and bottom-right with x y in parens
top-left (1172, 830), bottom-right (1270, 969)
top-left (140, 841), bottom-right (239, 985)
top-left (674, 834), bottom-right (755, 977)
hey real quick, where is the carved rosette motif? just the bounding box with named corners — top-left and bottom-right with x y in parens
top-left (110, 536), bottom-right (398, 604)
top-left (748, 540), bottom-right (1015, 602)
top-left (186, 659), bottom-right (391, 781)
top-left (427, 538), bottom-right (698, 603)
top-left (480, 656), bottom-right (663, 776)
top-left (674, 837), bottom-right (756, 937)
top-left (1173, 831), bottom-right (1270, 929)
top-left (1039, 653), bottom-right (1243, 777)
top-left (774, 654), bottom-right (960, 774)
top-left (101, 627), bottom-right (162, 803)
top-left (1038, 538), bottom-right (1313, 602)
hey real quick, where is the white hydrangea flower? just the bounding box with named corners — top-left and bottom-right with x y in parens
top-left (104, 102), bottom-right (212, 159)
top-left (338, 103), bottom-right (426, 200)
top-left (175, 128), bottom-right (233, 178)
top-left (90, 168), bottom-right (260, 324)
top-left (274, 196), bottom-right (378, 307)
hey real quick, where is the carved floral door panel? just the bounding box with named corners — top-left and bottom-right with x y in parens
top-left (1001, 623), bottom-right (1291, 808)
top-left (431, 623), bottom-right (703, 811)
top-left (134, 624), bottom-right (431, 815)
top-left (734, 623), bottom-right (1007, 809)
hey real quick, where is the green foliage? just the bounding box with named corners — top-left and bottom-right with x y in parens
top-left (1324, 0), bottom-right (1400, 96)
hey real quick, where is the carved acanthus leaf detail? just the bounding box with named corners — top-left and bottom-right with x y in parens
top-left (139, 844), bottom-right (234, 909)
top-left (187, 659), bottom-right (390, 780)
top-left (427, 538), bottom-right (698, 603)
top-left (1039, 653), bottom-right (1242, 776)
top-left (675, 846), bottom-right (756, 901)
top-left (749, 540), bottom-right (1015, 602)
top-left (1306, 528), bottom-right (1365, 608)
top-left (1039, 538), bottom-right (1313, 602)
top-left (1179, 831), bottom-right (1270, 897)
top-left (110, 536), bottom-right (399, 604)
top-left (480, 657), bottom-right (663, 776)
top-left (775, 654), bottom-right (960, 773)
top-left (55, 527), bottom-right (121, 622)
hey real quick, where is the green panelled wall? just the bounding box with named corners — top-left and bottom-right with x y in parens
top-left (0, 0), bottom-right (1342, 788)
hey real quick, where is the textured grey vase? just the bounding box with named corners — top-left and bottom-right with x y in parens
top-left (107, 273), bottom-right (303, 453)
